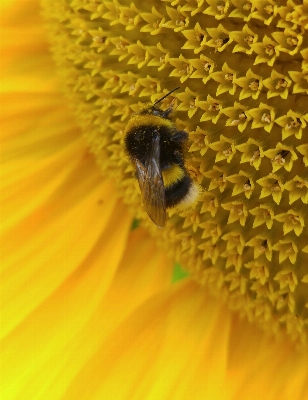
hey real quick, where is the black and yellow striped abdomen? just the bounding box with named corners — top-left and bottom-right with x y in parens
top-left (162, 164), bottom-right (200, 209)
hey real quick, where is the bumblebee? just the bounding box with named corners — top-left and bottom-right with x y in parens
top-left (124, 87), bottom-right (202, 228)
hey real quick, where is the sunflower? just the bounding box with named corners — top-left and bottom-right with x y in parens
top-left (1, 0), bottom-right (308, 399)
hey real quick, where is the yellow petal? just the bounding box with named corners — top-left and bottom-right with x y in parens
top-left (65, 281), bottom-right (231, 399)
top-left (1, 226), bottom-right (173, 400)
top-left (227, 316), bottom-right (308, 400)
top-left (0, 0), bottom-right (58, 93)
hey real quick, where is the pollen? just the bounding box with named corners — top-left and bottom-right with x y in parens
top-left (42, 0), bottom-right (308, 346)
top-left (249, 80), bottom-right (259, 91)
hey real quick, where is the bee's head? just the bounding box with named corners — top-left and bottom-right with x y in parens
top-left (139, 87), bottom-right (180, 119)
top-left (152, 87), bottom-right (180, 108)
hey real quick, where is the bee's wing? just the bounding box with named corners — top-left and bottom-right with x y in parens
top-left (135, 131), bottom-right (166, 228)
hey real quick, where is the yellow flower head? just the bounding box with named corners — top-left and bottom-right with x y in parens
top-left (2, 0), bottom-right (308, 398)
top-left (41, 0), bottom-right (308, 346)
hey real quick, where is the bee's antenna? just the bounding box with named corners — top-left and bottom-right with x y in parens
top-left (153, 87), bottom-right (180, 107)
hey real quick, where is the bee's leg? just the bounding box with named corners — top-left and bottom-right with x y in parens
top-left (170, 130), bottom-right (188, 143)
top-left (173, 150), bottom-right (185, 167)
top-left (161, 107), bottom-right (173, 118)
